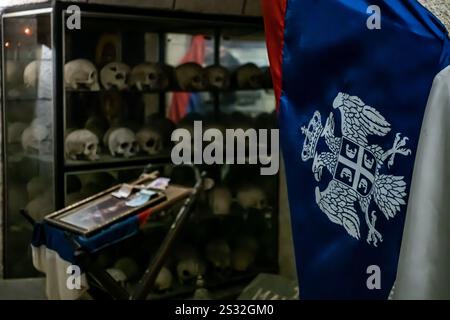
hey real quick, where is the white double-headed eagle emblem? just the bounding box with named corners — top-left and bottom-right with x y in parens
top-left (301, 93), bottom-right (412, 247)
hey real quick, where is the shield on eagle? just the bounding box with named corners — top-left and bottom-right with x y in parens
top-left (333, 137), bottom-right (376, 197)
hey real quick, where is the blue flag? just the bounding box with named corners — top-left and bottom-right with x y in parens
top-left (262, 0), bottom-right (450, 299)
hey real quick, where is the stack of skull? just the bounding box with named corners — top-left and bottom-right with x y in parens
top-left (60, 58), bottom-right (271, 161)
top-left (11, 58), bottom-right (271, 160)
top-left (63, 58), bottom-right (271, 92)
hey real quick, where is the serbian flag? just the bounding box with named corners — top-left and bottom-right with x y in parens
top-left (263, 0), bottom-right (450, 299)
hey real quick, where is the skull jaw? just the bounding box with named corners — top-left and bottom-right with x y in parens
top-left (85, 153), bottom-right (100, 161)
top-left (188, 79), bottom-right (206, 91)
top-left (142, 140), bottom-right (162, 156)
top-left (115, 146), bottom-right (138, 158)
top-left (143, 78), bottom-right (168, 91)
top-left (105, 81), bottom-right (128, 91)
top-left (133, 81), bottom-right (158, 91)
top-left (89, 82), bottom-right (100, 91)
top-left (209, 74), bottom-right (229, 90)
top-left (68, 151), bottom-right (99, 161)
top-left (73, 81), bottom-right (100, 91)
top-left (142, 147), bottom-right (162, 156)
top-left (116, 150), bottom-right (137, 158)
top-left (209, 80), bottom-right (225, 90)
top-left (115, 82), bottom-right (128, 91)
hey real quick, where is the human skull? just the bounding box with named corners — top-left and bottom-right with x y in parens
top-left (64, 59), bottom-right (100, 91)
top-left (106, 268), bottom-right (127, 287)
top-left (65, 129), bottom-right (100, 161)
top-left (205, 239), bottom-right (231, 269)
top-left (23, 60), bottom-right (53, 98)
top-left (204, 65), bottom-right (230, 90)
top-left (21, 123), bottom-right (51, 154)
top-left (208, 186), bottom-right (232, 216)
top-left (25, 191), bottom-right (53, 221)
top-left (231, 247), bottom-right (256, 272)
top-left (23, 60), bottom-right (51, 87)
top-left (23, 61), bottom-right (38, 88)
top-left (154, 267), bottom-right (173, 291)
top-left (176, 258), bottom-right (206, 284)
top-left (104, 127), bottom-right (139, 158)
top-left (235, 235), bottom-right (259, 254)
top-left (27, 176), bottom-right (49, 200)
top-left (234, 63), bottom-right (263, 89)
top-left (30, 119), bottom-right (53, 146)
top-left (100, 62), bottom-right (130, 90)
top-left (136, 127), bottom-right (163, 156)
top-left (129, 63), bottom-right (170, 91)
top-left (175, 62), bottom-right (205, 91)
top-left (236, 185), bottom-right (268, 210)
top-left (8, 122), bottom-right (28, 144)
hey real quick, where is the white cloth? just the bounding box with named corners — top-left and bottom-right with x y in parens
top-left (394, 66), bottom-right (450, 299)
top-left (32, 245), bottom-right (88, 300)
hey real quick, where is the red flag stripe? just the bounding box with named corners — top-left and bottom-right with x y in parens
top-left (261, 0), bottom-right (287, 111)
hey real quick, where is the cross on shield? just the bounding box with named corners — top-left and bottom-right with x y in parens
top-left (333, 137), bottom-right (376, 197)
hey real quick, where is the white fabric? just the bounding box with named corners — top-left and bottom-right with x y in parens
top-left (394, 66), bottom-right (450, 299)
top-left (32, 245), bottom-right (88, 300)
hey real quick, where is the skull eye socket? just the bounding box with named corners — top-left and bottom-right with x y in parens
top-left (120, 142), bottom-right (129, 149)
top-left (146, 138), bottom-right (155, 148)
top-left (215, 76), bottom-right (223, 83)
top-left (192, 75), bottom-right (201, 83)
top-left (86, 143), bottom-right (95, 151)
top-left (129, 141), bottom-right (138, 153)
top-left (148, 73), bottom-right (156, 81)
top-left (182, 270), bottom-right (190, 277)
top-left (115, 73), bottom-right (124, 80)
top-left (89, 71), bottom-right (97, 79)
top-left (110, 66), bottom-right (117, 72)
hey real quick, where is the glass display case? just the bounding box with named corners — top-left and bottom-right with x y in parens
top-left (2, 2), bottom-right (278, 299)
top-left (2, 9), bottom-right (55, 278)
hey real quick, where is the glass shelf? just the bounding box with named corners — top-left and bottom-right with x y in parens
top-left (64, 151), bottom-right (172, 172)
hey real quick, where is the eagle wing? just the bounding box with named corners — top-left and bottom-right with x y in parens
top-left (315, 180), bottom-right (361, 239)
top-left (336, 94), bottom-right (391, 145)
top-left (360, 104), bottom-right (392, 137)
top-left (373, 174), bottom-right (407, 219)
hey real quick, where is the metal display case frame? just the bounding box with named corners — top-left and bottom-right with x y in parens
top-left (1, 0), bottom-right (279, 292)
